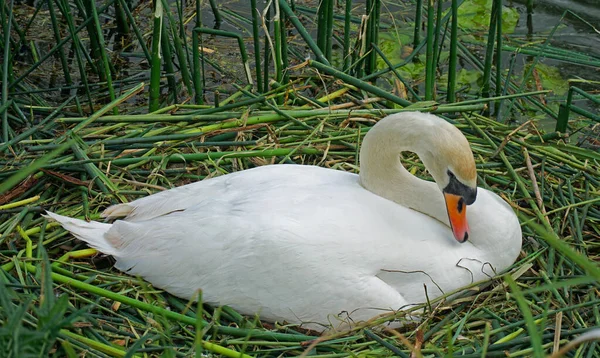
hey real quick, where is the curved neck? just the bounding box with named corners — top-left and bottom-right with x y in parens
top-left (358, 117), bottom-right (450, 227)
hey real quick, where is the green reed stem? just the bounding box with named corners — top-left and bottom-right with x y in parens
top-left (316, 0), bottom-right (333, 62)
top-left (278, 0), bottom-right (330, 65)
top-left (89, 1), bottom-right (117, 113)
top-left (365, 0), bottom-right (380, 75)
top-left (208, 0), bottom-right (221, 25)
top-left (194, 28), bottom-right (253, 85)
top-left (119, 0), bottom-right (150, 61)
top-left (0, 95), bottom-right (76, 153)
top-left (310, 60), bottom-right (412, 106)
top-left (263, 3), bottom-right (272, 92)
top-left (191, 28), bottom-right (203, 104)
top-left (413, 0), bottom-right (422, 48)
top-left (69, 82), bottom-right (144, 137)
top-left (113, 0), bottom-right (129, 35)
top-left (81, 0), bottom-right (102, 76)
top-left (447, 0), bottom-right (458, 103)
top-left (371, 44), bottom-right (421, 101)
top-left (481, 0), bottom-right (499, 100)
top-left (1, 0), bottom-right (13, 144)
top-left (364, 329), bottom-right (410, 358)
top-left (424, 0), bottom-right (435, 100)
top-left (59, 329), bottom-right (127, 357)
top-left (494, 45), bottom-right (600, 68)
top-left (325, 0), bottom-right (334, 62)
top-left (273, 1), bottom-right (283, 88)
top-left (162, 0), bottom-right (192, 95)
top-left (495, 52), bottom-right (516, 120)
top-left (69, 137), bottom-right (125, 202)
top-left (432, 0), bottom-right (444, 75)
top-left (280, 10), bottom-right (289, 84)
top-left (343, 0), bottom-right (352, 71)
top-left (521, 216), bottom-right (600, 282)
top-left (0, 140), bottom-right (74, 196)
top-left (502, 10), bottom-right (567, 121)
top-left (557, 86), bottom-right (600, 132)
top-left (47, 0), bottom-right (72, 87)
top-left (250, 0), bottom-right (263, 92)
top-left (505, 276), bottom-right (545, 358)
top-left (160, 16), bottom-right (177, 103)
top-left (495, 0), bottom-right (502, 99)
top-left (8, 1), bottom-right (113, 91)
top-left (149, 0), bottom-right (163, 112)
top-left (56, 0), bottom-right (94, 112)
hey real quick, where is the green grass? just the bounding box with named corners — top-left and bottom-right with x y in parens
top-left (1, 0), bottom-right (599, 356)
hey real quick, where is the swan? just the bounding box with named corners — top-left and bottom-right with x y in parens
top-left (45, 111), bottom-right (522, 330)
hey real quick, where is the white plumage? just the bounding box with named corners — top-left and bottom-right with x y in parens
top-left (46, 112), bottom-right (522, 330)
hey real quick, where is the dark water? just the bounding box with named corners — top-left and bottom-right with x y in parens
top-left (202, 0), bottom-right (599, 81)
top-left (203, 1), bottom-right (599, 98)
top-left (20, 0), bottom-right (599, 128)
top-left (178, 0), bottom-right (596, 147)
top-left (511, 0), bottom-right (600, 64)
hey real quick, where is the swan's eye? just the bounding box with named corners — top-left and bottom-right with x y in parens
top-left (457, 197), bottom-right (464, 213)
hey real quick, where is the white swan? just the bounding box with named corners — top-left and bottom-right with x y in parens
top-left (46, 112), bottom-right (522, 330)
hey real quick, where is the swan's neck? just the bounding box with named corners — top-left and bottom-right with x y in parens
top-left (358, 121), bottom-right (449, 227)
top-left (357, 113), bottom-right (517, 256)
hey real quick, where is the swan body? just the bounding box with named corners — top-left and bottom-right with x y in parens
top-left (46, 112), bottom-right (522, 330)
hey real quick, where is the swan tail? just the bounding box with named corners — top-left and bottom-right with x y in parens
top-left (44, 211), bottom-right (117, 256)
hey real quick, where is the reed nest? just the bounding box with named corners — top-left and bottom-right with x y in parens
top-left (1, 0), bottom-right (599, 356)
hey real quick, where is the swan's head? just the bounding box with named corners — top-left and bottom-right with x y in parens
top-left (418, 118), bottom-right (478, 243)
top-left (439, 168), bottom-right (477, 243)
top-left (360, 112), bottom-right (479, 243)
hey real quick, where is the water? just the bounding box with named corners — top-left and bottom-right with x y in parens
top-left (203, 1), bottom-right (599, 107)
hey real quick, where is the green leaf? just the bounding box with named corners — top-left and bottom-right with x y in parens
top-left (526, 63), bottom-right (569, 96)
top-left (439, 68), bottom-right (484, 93)
top-left (455, 0), bottom-right (519, 34)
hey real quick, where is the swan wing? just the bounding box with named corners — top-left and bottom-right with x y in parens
top-left (103, 173), bottom-right (241, 221)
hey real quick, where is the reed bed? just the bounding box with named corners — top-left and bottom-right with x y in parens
top-left (1, 0), bottom-right (599, 357)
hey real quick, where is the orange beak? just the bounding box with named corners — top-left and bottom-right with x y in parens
top-left (443, 192), bottom-right (469, 243)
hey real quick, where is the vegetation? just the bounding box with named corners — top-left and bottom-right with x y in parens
top-left (1, 0), bottom-right (599, 356)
